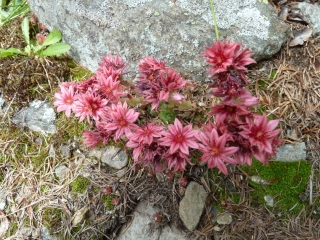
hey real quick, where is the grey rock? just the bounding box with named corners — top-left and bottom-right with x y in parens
top-left (54, 165), bottom-right (69, 179)
top-left (41, 226), bottom-right (60, 240)
top-left (28, 0), bottom-right (289, 80)
top-left (179, 181), bottom-right (208, 231)
top-left (0, 189), bottom-right (7, 211)
top-left (264, 195), bottom-right (274, 207)
top-left (0, 213), bottom-right (9, 237)
top-left (60, 145), bottom-right (72, 158)
top-left (0, 94), bottom-right (5, 113)
top-left (216, 213), bottom-right (233, 225)
top-left (297, 2), bottom-right (320, 36)
top-left (88, 148), bottom-right (104, 160)
top-left (275, 142), bottom-right (306, 162)
top-left (72, 206), bottom-right (90, 226)
top-left (101, 146), bottom-right (128, 169)
top-left (12, 100), bottom-right (56, 135)
top-left (117, 201), bottom-right (188, 240)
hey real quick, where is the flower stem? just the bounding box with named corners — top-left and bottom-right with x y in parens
top-left (209, 0), bottom-right (219, 40)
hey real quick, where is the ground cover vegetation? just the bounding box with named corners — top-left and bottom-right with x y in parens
top-left (0, 0), bottom-right (319, 239)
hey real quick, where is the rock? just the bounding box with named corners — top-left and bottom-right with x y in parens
top-left (41, 226), bottom-right (60, 240)
top-left (264, 195), bottom-right (274, 207)
top-left (72, 206), bottom-right (90, 226)
top-left (60, 144), bottom-right (72, 158)
top-left (297, 2), bottom-right (320, 36)
top-left (117, 201), bottom-right (188, 240)
top-left (216, 213), bottom-right (233, 225)
top-left (275, 142), bottom-right (306, 162)
top-left (0, 189), bottom-right (7, 211)
top-left (28, 0), bottom-right (289, 80)
top-left (101, 146), bottom-right (128, 169)
top-left (88, 148), bottom-right (104, 160)
top-left (54, 165), bottom-right (69, 179)
top-left (12, 100), bottom-right (56, 135)
top-left (0, 94), bottom-right (5, 113)
top-left (0, 212), bottom-right (9, 237)
top-left (179, 181), bottom-right (208, 231)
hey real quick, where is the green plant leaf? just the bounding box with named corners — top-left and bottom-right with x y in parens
top-left (0, 52), bottom-right (15, 58)
top-left (21, 17), bottom-right (30, 45)
top-left (40, 43), bottom-right (70, 56)
top-left (0, 47), bottom-right (23, 54)
top-left (42, 30), bottom-right (62, 46)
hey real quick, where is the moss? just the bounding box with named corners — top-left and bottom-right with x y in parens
top-left (5, 221), bottom-right (18, 238)
top-left (158, 102), bottom-right (175, 124)
top-left (42, 208), bottom-right (65, 230)
top-left (71, 177), bottom-right (90, 194)
top-left (68, 59), bottom-right (94, 82)
top-left (241, 159), bottom-right (311, 214)
top-left (101, 194), bottom-right (115, 211)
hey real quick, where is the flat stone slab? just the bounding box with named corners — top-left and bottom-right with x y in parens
top-left (179, 181), bottom-right (208, 231)
top-left (101, 146), bottom-right (128, 169)
top-left (117, 201), bottom-right (188, 240)
top-left (275, 142), bottom-right (306, 162)
top-left (12, 100), bottom-right (56, 135)
top-left (28, 0), bottom-right (289, 80)
top-left (297, 2), bottom-right (320, 36)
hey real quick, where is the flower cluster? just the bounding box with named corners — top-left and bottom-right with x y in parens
top-left (54, 40), bottom-right (282, 175)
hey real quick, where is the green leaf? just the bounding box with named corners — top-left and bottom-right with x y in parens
top-left (0, 47), bottom-right (23, 54)
top-left (21, 17), bottom-right (30, 45)
top-left (0, 52), bottom-right (15, 58)
top-left (40, 43), bottom-right (70, 56)
top-left (42, 30), bottom-right (62, 46)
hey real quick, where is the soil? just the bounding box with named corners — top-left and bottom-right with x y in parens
top-left (1, 1), bottom-right (320, 240)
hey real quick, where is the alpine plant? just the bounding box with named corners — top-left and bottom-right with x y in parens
top-left (54, 40), bottom-right (282, 175)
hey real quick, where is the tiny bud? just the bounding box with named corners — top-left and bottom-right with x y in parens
top-left (179, 176), bottom-right (188, 187)
top-left (166, 172), bottom-right (174, 181)
top-left (154, 213), bottom-right (162, 223)
top-left (147, 168), bottom-right (154, 177)
top-left (101, 186), bottom-right (112, 195)
top-left (178, 186), bottom-right (186, 196)
top-left (112, 197), bottom-right (120, 206)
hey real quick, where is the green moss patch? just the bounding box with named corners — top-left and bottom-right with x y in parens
top-left (71, 176), bottom-right (90, 194)
top-left (241, 159), bottom-right (311, 214)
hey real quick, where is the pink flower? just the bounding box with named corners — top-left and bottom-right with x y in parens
top-left (210, 103), bottom-right (250, 122)
top-left (74, 91), bottom-right (108, 123)
top-left (127, 123), bottom-right (163, 145)
top-left (223, 89), bottom-right (259, 108)
top-left (95, 71), bottom-right (126, 101)
top-left (159, 118), bottom-right (199, 155)
top-left (103, 102), bottom-right (140, 140)
top-left (202, 40), bottom-right (238, 74)
top-left (76, 76), bottom-right (98, 93)
top-left (166, 152), bottom-right (192, 172)
top-left (98, 54), bottom-right (126, 72)
top-left (232, 45), bottom-right (256, 71)
top-left (53, 84), bottom-right (77, 118)
top-left (83, 130), bottom-right (101, 148)
top-left (138, 57), bottom-right (166, 81)
top-left (171, 92), bottom-right (185, 103)
top-left (240, 114), bottom-right (281, 155)
top-left (196, 128), bottom-right (239, 175)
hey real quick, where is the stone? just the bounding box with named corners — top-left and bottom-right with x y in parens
top-left (216, 213), bottom-right (233, 225)
top-left (297, 2), bottom-right (320, 36)
top-left (179, 181), bottom-right (208, 231)
top-left (0, 212), bottom-right (9, 237)
top-left (54, 165), bottom-right (69, 179)
top-left (0, 189), bottom-right (7, 211)
top-left (28, 0), bottom-right (289, 80)
top-left (117, 201), bottom-right (188, 240)
top-left (275, 142), bottom-right (306, 162)
top-left (101, 146), bottom-right (128, 169)
top-left (0, 94), bottom-right (5, 114)
top-left (72, 206), bottom-right (90, 226)
top-left (88, 148), bottom-right (104, 160)
top-left (60, 144), bottom-right (72, 158)
top-left (12, 100), bottom-right (56, 135)
top-left (264, 195), bottom-right (274, 207)
top-left (41, 226), bottom-right (60, 240)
